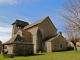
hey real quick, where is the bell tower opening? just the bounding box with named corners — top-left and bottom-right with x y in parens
top-left (12, 19), bottom-right (29, 37)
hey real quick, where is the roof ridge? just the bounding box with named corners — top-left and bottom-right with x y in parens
top-left (23, 16), bottom-right (49, 30)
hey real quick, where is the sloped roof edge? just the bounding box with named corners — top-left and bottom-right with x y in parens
top-left (46, 34), bottom-right (61, 42)
top-left (12, 19), bottom-right (29, 27)
top-left (23, 16), bottom-right (49, 30)
top-left (3, 35), bottom-right (33, 45)
top-left (3, 35), bottom-right (17, 45)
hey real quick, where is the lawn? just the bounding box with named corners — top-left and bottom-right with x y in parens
top-left (0, 50), bottom-right (80, 60)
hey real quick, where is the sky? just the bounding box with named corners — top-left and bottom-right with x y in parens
top-left (0, 0), bottom-right (65, 43)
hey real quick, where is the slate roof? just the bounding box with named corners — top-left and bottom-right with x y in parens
top-left (3, 35), bottom-right (33, 45)
top-left (12, 19), bottom-right (29, 26)
top-left (47, 33), bottom-right (62, 42)
top-left (23, 16), bottom-right (49, 30)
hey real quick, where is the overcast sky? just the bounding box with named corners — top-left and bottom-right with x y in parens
top-left (0, 0), bottom-right (65, 43)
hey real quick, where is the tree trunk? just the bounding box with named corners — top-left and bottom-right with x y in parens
top-left (74, 44), bottom-right (77, 52)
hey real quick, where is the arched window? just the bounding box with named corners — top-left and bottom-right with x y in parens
top-left (36, 29), bottom-right (42, 52)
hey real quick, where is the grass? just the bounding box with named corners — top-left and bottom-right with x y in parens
top-left (0, 50), bottom-right (80, 60)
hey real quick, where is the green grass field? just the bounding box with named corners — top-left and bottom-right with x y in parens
top-left (0, 50), bottom-right (80, 60)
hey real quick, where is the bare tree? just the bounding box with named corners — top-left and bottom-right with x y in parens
top-left (60, 0), bottom-right (80, 52)
top-left (64, 22), bottom-right (80, 52)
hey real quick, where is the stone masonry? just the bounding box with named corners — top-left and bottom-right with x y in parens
top-left (0, 41), bottom-right (2, 54)
top-left (13, 44), bottom-right (33, 56)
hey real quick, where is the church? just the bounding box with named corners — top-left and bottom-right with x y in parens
top-left (3, 16), bottom-right (68, 55)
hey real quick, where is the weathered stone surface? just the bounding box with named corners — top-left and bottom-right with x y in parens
top-left (46, 33), bottom-right (68, 52)
top-left (3, 35), bottom-right (33, 56)
top-left (13, 44), bottom-right (33, 56)
top-left (23, 16), bottom-right (58, 52)
top-left (0, 41), bottom-right (2, 54)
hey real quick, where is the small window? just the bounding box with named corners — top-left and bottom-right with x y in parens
top-left (60, 44), bottom-right (62, 48)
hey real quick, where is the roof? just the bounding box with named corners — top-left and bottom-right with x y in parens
top-left (3, 35), bottom-right (33, 45)
top-left (43, 36), bottom-right (54, 42)
top-left (46, 33), bottom-right (61, 42)
top-left (23, 16), bottom-right (49, 30)
top-left (12, 20), bottom-right (29, 26)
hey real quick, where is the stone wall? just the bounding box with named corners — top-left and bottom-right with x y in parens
top-left (12, 24), bottom-right (19, 37)
top-left (51, 34), bottom-right (68, 51)
top-left (22, 17), bottom-right (57, 53)
top-left (75, 42), bottom-right (80, 50)
top-left (23, 31), bottom-right (33, 43)
top-left (46, 42), bottom-right (52, 52)
top-left (0, 41), bottom-right (2, 54)
top-left (7, 45), bottom-right (13, 54)
top-left (24, 26), bottom-right (38, 53)
top-left (45, 34), bottom-right (68, 52)
top-left (13, 44), bottom-right (33, 56)
top-left (38, 17), bottom-right (57, 40)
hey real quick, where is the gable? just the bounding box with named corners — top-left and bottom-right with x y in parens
top-left (23, 16), bottom-right (48, 30)
top-left (47, 33), bottom-right (67, 43)
top-left (46, 34), bottom-right (67, 51)
top-left (42, 16), bottom-right (57, 30)
top-left (38, 17), bottom-right (57, 39)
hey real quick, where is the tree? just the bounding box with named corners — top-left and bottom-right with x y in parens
top-left (60, 0), bottom-right (80, 52)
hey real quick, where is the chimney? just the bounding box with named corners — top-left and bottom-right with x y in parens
top-left (58, 32), bottom-right (62, 35)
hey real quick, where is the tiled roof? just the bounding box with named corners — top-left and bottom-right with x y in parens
top-left (12, 20), bottom-right (29, 26)
top-left (3, 35), bottom-right (33, 45)
top-left (47, 33), bottom-right (62, 42)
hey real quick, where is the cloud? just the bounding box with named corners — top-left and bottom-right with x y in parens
top-left (0, 26), bottom-right (12, 43)
top-left (0, 0), bottom-right (18, 5)
top-left (0, 26), bottom-right (12, 33)
top-left (0, 35), bottom-right (11, 43)
top-left (0, 0), bottom-right (41, 5)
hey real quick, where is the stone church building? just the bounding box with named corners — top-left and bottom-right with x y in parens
top-left (3, 16), bottom-right (68, 55)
